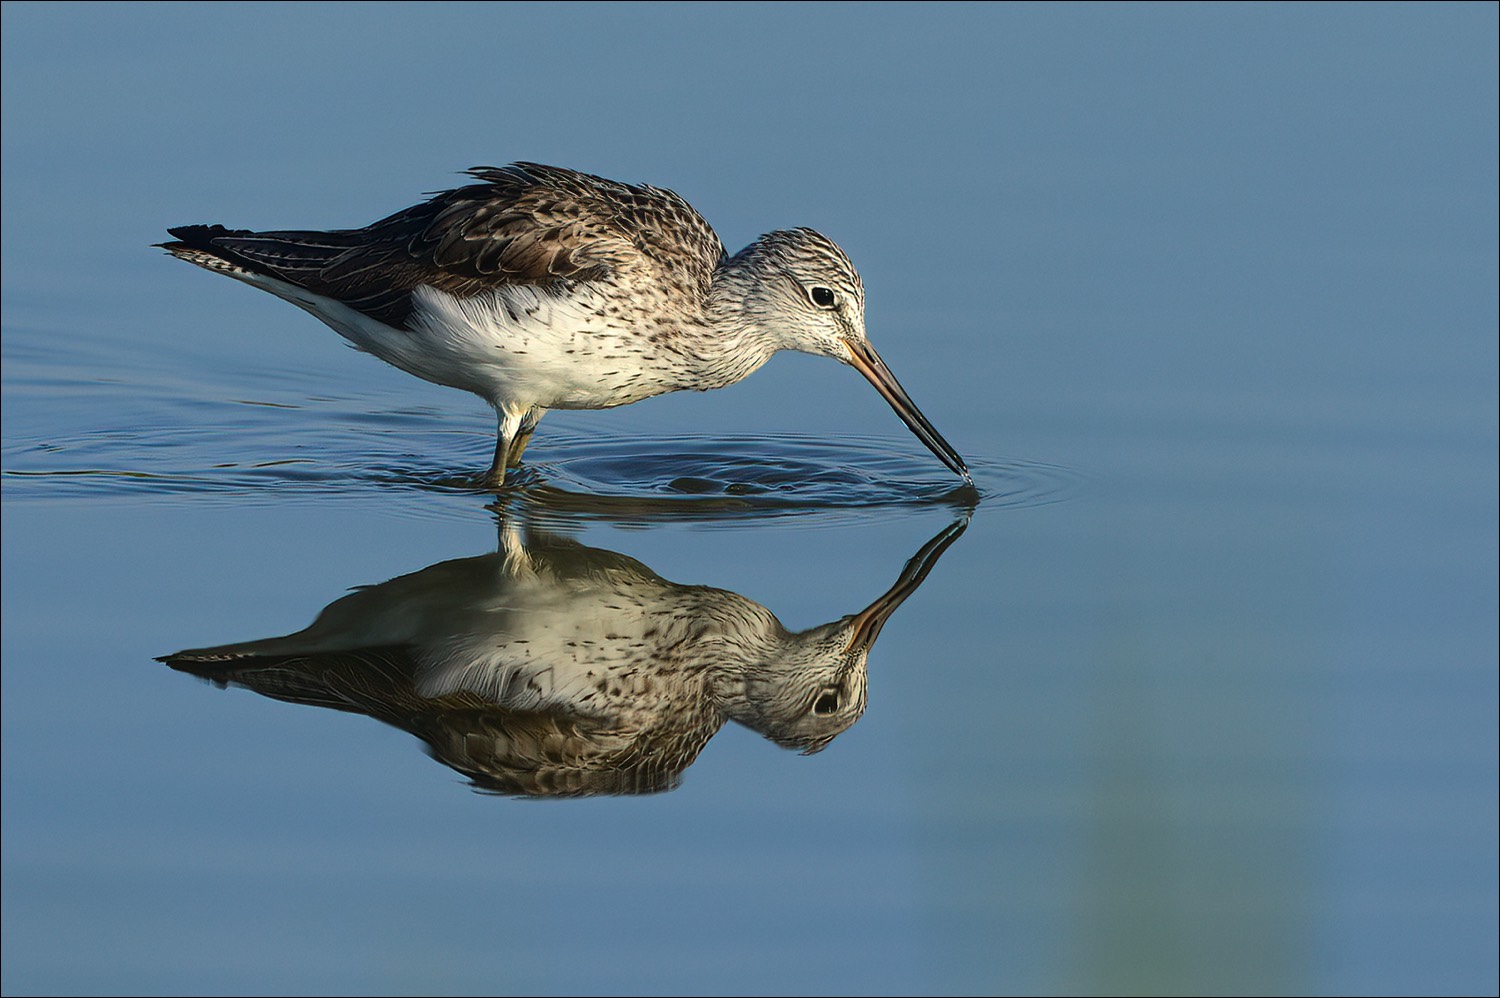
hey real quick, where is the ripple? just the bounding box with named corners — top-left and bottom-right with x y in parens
top-left (3, 406), bottom-right (1084, 527)
top-left (491, 432), bottom-right (919, 525)
top-left (494, 430), bottom-right (1084, 528)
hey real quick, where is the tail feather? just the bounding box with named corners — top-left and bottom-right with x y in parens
top-left (160, 224), bottom-right (355, 278)
top-left (158, 223), bottom-right (416, 327)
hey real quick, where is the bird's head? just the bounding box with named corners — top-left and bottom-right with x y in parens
top-left (731, 618), bottom-right (873, 755)
top-left (729, 227), bottom-right (972, 481)
top-left (733, 227), bottom-right (868, 361)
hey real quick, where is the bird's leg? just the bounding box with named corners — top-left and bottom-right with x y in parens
top-left (483, 443), bottom-right (509, 488)
top-left (483, 406), bottom-right (547, 486)
top-left (484, 407), bottom-right (525, 487)
top-left (505, 407), bottom-right (545, 468)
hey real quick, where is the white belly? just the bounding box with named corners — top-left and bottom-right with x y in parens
top-left (355, 283), bottom-right (691, 410)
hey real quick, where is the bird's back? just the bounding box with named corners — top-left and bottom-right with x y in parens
top-left (161, 163), bottom-right (728, 330)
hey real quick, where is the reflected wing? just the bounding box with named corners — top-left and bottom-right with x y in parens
top-left (161, 645), bottom-right (724, 798)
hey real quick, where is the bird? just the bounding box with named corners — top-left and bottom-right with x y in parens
top-left (160, 162), bottom-right (971, 487)
top-left (159, 514), bottom-right (969, 797)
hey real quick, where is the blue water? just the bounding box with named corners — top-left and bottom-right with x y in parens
top-left (3, 4), bottom-right (1496, 996)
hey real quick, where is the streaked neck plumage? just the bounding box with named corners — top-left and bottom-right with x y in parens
top-left (695, 236), bottom-right (792, 390)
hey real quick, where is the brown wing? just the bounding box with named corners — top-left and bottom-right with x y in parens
top-left (162, 163), bottom-right (727, 329)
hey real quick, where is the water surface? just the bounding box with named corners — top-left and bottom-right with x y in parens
top-left (3, 5), bottom-right (1496, 996)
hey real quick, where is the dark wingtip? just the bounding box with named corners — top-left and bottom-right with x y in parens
top-left (164, 223), bottom-right (231, 245)
top-left (157, 225), bottom-right (248, 266)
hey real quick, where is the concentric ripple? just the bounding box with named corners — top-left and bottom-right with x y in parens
top-left (3, 398), bottom-right (1084, 526)
top-left (496, 430), bottom-right (1083, 527)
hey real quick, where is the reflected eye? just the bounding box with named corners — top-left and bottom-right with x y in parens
top-left (809, 286), bottom-right (836, 309)
top-left (813, 690), bottom-right (840, 715)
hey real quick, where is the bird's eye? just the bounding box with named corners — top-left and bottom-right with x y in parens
top-left (813, 690), bottom-right (840, 715)
top-left (809, 286), bottom-right (837, 309)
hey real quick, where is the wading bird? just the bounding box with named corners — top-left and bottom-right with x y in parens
top-left (162, 163), bottom-right (970, 486)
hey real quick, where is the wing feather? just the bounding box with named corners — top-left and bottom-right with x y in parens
top-left (164, 163), bottom-right (726, 330)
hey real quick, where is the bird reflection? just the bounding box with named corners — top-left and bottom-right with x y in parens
top-left (160, 515), bottom-right (967, 797)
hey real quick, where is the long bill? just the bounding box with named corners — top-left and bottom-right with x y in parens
top-left (844, 337), bottom-right (973, 482)
top-left (846, 516), bottom-right (971, 652)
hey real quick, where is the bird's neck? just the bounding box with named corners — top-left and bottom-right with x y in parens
top-left (694, 256), bottom-right (781, 390)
